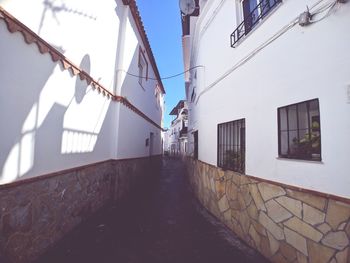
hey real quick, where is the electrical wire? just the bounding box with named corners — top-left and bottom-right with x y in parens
top-left (193, 0), bottom-right (340, 104)
top-left (121, 65), bottom-right (204, 80)
top-left (310, 0), bottom-right (338, 23)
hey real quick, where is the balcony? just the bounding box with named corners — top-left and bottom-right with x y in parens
top-left (179, 127), bottom-right (188, 138)
top-left (230, 0), bottom-right (281, 47)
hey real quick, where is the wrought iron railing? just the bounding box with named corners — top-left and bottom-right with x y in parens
top-left (179, 127), bottom-right (188, 138)
top-left (230, 0), bottom-right (281, 47)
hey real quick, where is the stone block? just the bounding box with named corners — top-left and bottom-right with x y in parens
top-left (284, 227), bottom-right (308, 256)
top-left (307, 240), bottom-right (335, 263)
top-left (326, 200), bottom-right (350, 230)
top-left (231, 171), bottom-right (241, 186)
top-left (251, 220), bottom-right (267, 237)
top-left (229, 199), bottom-right (241, 210)
top-left (249, 183), bottom-right (266, 212)
top-left (2, 203), bottom-right (32, 237)
top-left (223, 209), bottom-right (232, 223)
top-left (267, 231), bottom-right (280, 256)
top-left (286, 189), bottom-right (326, 211)
top-left (240, 175), bottom-right (251, 185)
top-left (259, 211), bottom-right (285, 240)
top-left (336, 247), bottom-right (348, 263)
top-left (260, 236), bottom-right (271, 258)
top-left (280, 241), bottom-right (297, 262)
top-left (209, 178), bottom-right (216, 193)
top-left (247, 201), bottom-right (259, 221)
top-left (238, 210), bottom-right (251, 235)
top-left (266, 199), bottom-right (293, 223)
top-left (338, 222), bottom-right (347, 231)
top-left (249, 224), bottom-right (261, 248)
top-left (271, 252), bottom-right (289, 263)
top-left (296, 251), bottom-right (308, 263)
top-left (303, 203), bottom-right (326, 226)
top-left (258, 182), bottom-right (286, 201)
top-left (215, 180), bottom-right (226, 199)
top-left (321, 231), bottom-right (349, 250)
top-left (218, 195), bottom-right (230, 213)
top-left (283, 217), bottom-right (323, 242)
top-left (5, 233), bottom-right (31, 262)
top-left (238, 192), bottom-right (248, 210)
top-left (226, 181), bottom-right (238, 201)
top-left (275, 196), bottom-right (302, 218)
top-left (318, 223), bottom-right (332, 234)
top-left (241, 184), bottom-right (252, 206)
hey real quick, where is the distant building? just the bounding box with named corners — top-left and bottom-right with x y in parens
top-left (182, 0), bottom-right (350, 262)
top-left (166, 100), bottom-right (188, 156)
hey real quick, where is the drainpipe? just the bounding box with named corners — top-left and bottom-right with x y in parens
top-left (112, 2), bottom-right (128, 158)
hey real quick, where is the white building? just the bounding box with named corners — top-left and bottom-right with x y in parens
top-left (0, 1), bottom-right (165, 261)
top-left (182, 0), bottom-right (350, 262)
top-left (0, 0), bottom-right (165, 184)
top-left (166, 100), bottom-right (188, 156)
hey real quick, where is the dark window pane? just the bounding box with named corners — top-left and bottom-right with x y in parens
top-left (280, 131), bottom-right (289, 156)
top-left (288, 105), bottom-right (298, 131)
top-left (278, 99), bottom-right (321, 161)
top-left (217, 119), bottom-right (245, 173)
top-left (279, 107), bottom-right (288, 131)
top-left (298, 102), bottom-right (308, 130)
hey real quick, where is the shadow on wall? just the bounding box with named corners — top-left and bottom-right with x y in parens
top-left (0, 25), bottom-right (112, 184)
top-left (38, 0), bottom-right (97, 35)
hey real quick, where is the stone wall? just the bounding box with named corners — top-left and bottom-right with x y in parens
top-left (186, 158), bottom-right (350, 263)
top-left (0, 156), bottom-right (161, 263)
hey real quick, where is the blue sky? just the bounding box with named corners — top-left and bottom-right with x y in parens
top-left (137, 0), bottom-right (185, 129)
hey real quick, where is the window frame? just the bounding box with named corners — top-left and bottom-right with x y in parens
top-left (217, 118), bottom-right (245, 174)
top-left (138, 47), bottom-right (148, 87)
top-left (277, 98), bottom-right (322, 161)
top-left (231, 0), bottom-right (282, 47)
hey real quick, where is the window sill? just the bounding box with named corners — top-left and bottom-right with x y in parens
top-left (276, 157), bottom-right (323, 164)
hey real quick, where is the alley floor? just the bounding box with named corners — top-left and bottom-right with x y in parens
top-left (35, 158), bottom-right (268, 263)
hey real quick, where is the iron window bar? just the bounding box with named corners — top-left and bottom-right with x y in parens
top-left (230, 0), bottom-right (282, 47)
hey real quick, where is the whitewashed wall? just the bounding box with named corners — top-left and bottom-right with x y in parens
top-left (187, 0), bottom-right (350, 197)
top-left (0, 0), bottom-right (164, 184)
top-left (115, 6), bottom-right (163, 159)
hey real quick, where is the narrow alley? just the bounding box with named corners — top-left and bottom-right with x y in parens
top-left (35, 158), bottom-right (268, 263)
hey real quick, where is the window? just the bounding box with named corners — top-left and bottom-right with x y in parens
top-left (278, 99), bottom-right (321, 161)
top-left (217, 119), bottom-right (245, 173)
top-left (193, 131), bottom-right (198, 159)
top-left (138, 47), bottom-right (148, 86)
top-left (231, 0), bottom-right (281, 47)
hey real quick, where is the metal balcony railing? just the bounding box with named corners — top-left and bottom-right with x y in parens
top-left (230, 0), bottom-right (281, 47)
top-left (179, 127), bottom-right (188, 138)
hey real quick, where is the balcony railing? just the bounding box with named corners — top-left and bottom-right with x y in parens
top-left (230, 0), bottom-right (281, 47)
top-left (179, 127), bottom-right (188, 138)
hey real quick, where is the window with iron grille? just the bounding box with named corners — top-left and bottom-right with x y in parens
top-left (217, 119), bottom-right (245, 173)
top-left (138, 47), bottom-right (148, 86)
top-left (231, 0), bottom-right (281, 47)
top-left (278, 99), bottom-right (321, 161)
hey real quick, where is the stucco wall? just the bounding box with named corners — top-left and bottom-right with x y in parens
top-left (0, 0), bottom-right (164, 184)
top-left (187, 0), bottom-right (350, 197)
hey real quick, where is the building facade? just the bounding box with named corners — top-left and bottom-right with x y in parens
top-left (166, 100), bottom-right (188, 156)
top-left (182, 0), bottom-right (350, 262)
top-left (0, 0), bottom-right (164, 261)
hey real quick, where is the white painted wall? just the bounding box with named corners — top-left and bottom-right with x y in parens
top-left (187, 0), bottom-right (350, 197)
top-left (0, 0), bottom-right (164, 184)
